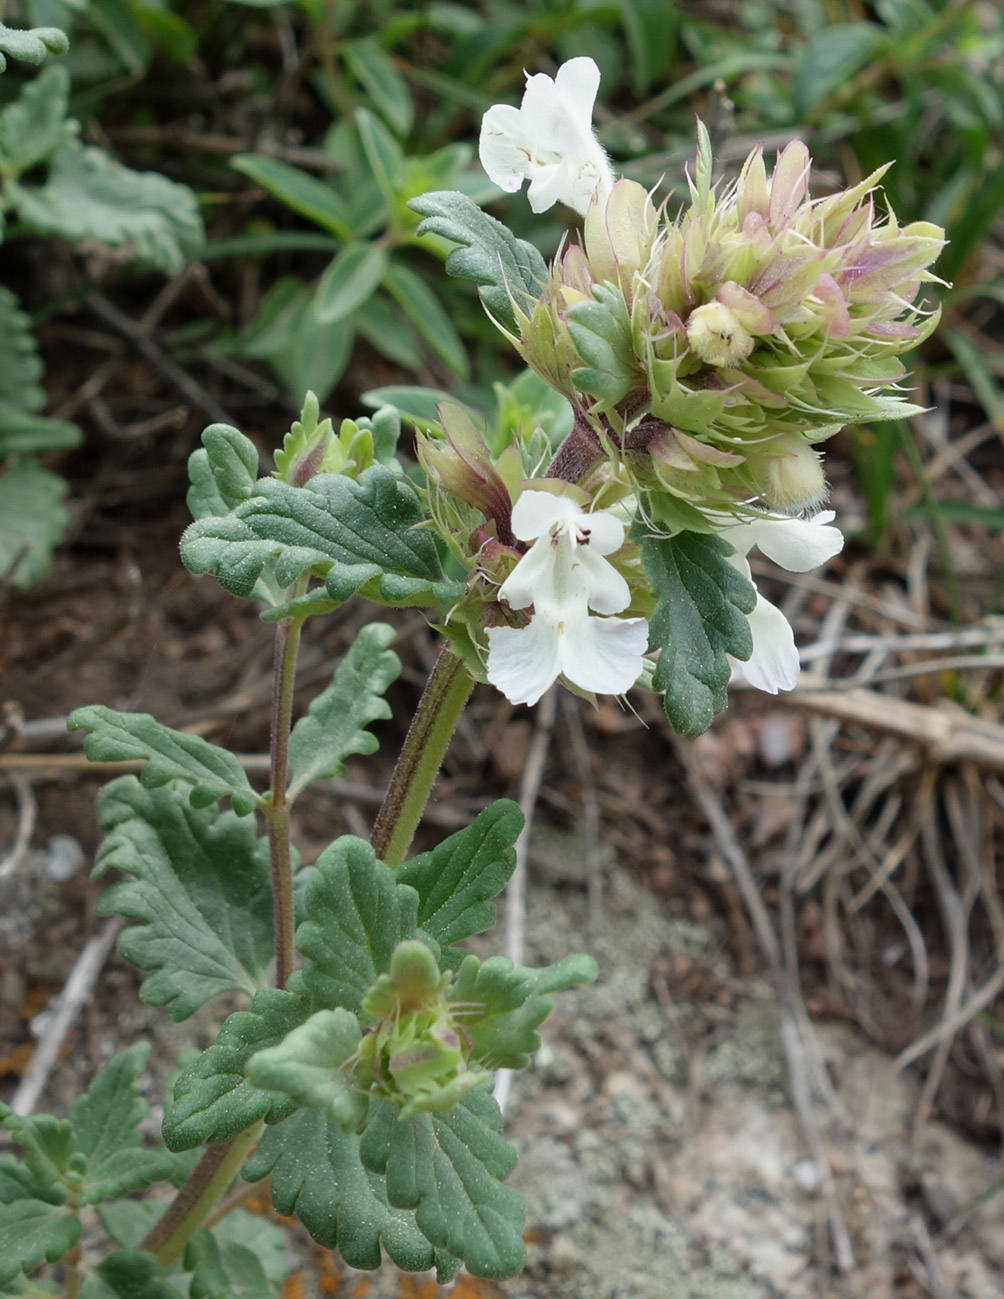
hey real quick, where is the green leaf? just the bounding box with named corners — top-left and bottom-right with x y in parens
top-left (567, 284), bottom-right (638, 405)
top-left (397, 802), bottom-right (522, 967)
top-left (205, 1210), bottom-right (288, 1287)
top-left (96, 1251), bottom-right (185, 1299)
top-left (0, 64), bottom-right (75, 172)
top-left (360, 1087), bottom-right (525, 1278)
top-left (287, 623), bottom-right (399, 799)
top-left (199, 425), bottom-right (261, 510)
top-left (247, 1008), bottom-right (366, 1130)
top-left (409, 191), bottom-right (548, 334)
top-left (0, 23), bottom-right (68, 72)
top-left (362, 385), bottom-right (459, 431)
top-left (354, 294), bottom-right (425, 370)
top-left (240, 277), bottom-right (354, 404)
top-left (355, 107), bottom-right (406, 212)
top-left (0, 1157), bottom-right (64, 1206)
top-left (10, 143), bottom-right (203, 274)
top-left (163, 989), bottom-right (310, 1150)
top-left (298, 836), bottom-right (422, 1012)
top-left (449, 952), bottom-right (597, 1070)
top-left (0, 288), bottom-right (45, 414)
top-left (91, 779), bottom-right (273, 1019)
top-left (343, 38), bottom-right (413, 136)
top-left (68, 710), bottom-right (258, 815)
top-left (0, 1107), bottom-right (74, 1189)
top-left (185, 1230), bottom-right (281, 1299)
top-left (97, 1201), bottom-right (161, 1250)
top-left (616, 0), bottom-right (676, 93)
top-left (314, 242), bottom-right (387, 325)
top-left (86, 0), bottom-right (150, 73)
top-left (642, 530), bottom-right (756, 738)
top-left (69, 1043), bottom-right (179, 1204)
top-left (0, 1201), bottom-right (79, 1286)
top-left (180, 466), bottom-right (461, 611)
top-left (0, 459), bottom-right (68, 589)
top-left (243, 1107), bottom-right (452, 1275)
top-left (792, 23), bottom-right (889, 118)
top-left (231, 155), bottom-right (353, 240)
top-left (382, 261), bottom-right (469, 377)
top-left (0, 408), bottom-right (82, 456)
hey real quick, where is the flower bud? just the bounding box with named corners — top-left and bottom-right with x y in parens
top-left (749, 437), bottom-right (826, 511)
top-left (686, 301), bottom-right (754, 367)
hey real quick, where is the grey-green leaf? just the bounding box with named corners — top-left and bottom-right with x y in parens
top-left (247, 1008), bottom-right (366, 1130)
top-left (242, 1107), bottom-right (446, 1275)
top-left (163, 989), bottom-right (310, 1151)
top-left (0, 64), bottom-right (75, 172)
top-left (96, 1250), bottom-right (186, 1299)
top-left (92, 779), bottom-right (274, 1019)
top-left (11, 142), bottom-right (203, 273)
top-left (449, 952), bottom-right (597, 1070)
top-left (232, 155), bottom-right (354, 241)
top-left (287, 623), bottom-right (399, 799)
top-left (69, 1043), bottom-right (180, 1203)
top-left (409, 191), bottom-right (547, 334)
top-left (0, 1156), bottom-right (64, 1206)
top-left (181, 466), bottom-right (460, 611)
top-left (297, 836), bottom-right (421, 1013)
top-left (382, 260), bottom-right (469, 377)
top-left (0, 1201), bottom-right (80, 1285)
top-left (314, 242), bottom-right (387, 325)
top-left (642, 530), bottom-right (756, 738)
top-left (0, 288), bottom-right (45, 412)
top-left (397, 802), bottom-right (522, 967)
top-left (0, 458), bottom-right (68, 589)
top-left (185, 1229), bottom-right (281, 1299)
top-left (0, 22), bottom-right (68, 72)
top-left (68, 709), bottom-right (258, 816)
top-left (360, 1087), bottom-right (525, 1279)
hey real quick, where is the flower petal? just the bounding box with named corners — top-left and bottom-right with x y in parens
top-left (526, 162), bottom-right (571, 214)
top-left (510, 489), bottom-right (582, 541)
top-left (497, 536), bottom-right (555, 610)
top-left (557, 611), bottom-right (649, 697)
top-left (478, 105), bottom-right (532, 192)
top-left (553, 56), bottom-right (602, 122)
top-left (572, 547), bottom-right (631, 614)
top-left (576, 510), bottom-right (624, 555)
top-left (742, 511), bottom-right (842, 572)
top-left (487, 619), bottom-right (562, 706)
top-left (731, 595), bottom-right (800, 693)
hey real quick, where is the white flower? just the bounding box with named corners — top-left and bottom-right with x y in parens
top-left (487, 491), bottom-right (648, 706)
top-left (716, 511), bottom-right (844, 693)
top-left (479, 57), bottom-right (615, 217)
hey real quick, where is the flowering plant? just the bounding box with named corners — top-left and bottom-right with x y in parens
top-left (1, 54), bottom-right (945, 1297)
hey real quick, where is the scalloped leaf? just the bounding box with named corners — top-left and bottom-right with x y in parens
top-left (70, 1043), bottom-right (179, 1204)
top-left (68, 710), bottom-right (258, 816)
top-left (0, 22), bottom-right (68, 72)
top-left (242, 1107), bottom-right (456, 1278)
top-left (409, 191), bottom-right (548, 333)
top-left (287, 622), bottom-right (399, 799)
top-left (92, 779), bottom-right (273, 1019)
top-left (0, 1107), bottom-right (74, 1189)
top-left (449, 952), bottom-right (597, 1070)
top-left (96, 1250), bottom-right (185, 1299)
top-left (396, 802), bottom-right (522, 968)
top-left (0, 64), bottom-right (75, 172)
top-left (181, 466), bottom-right (461, 611)
top-left (0, 1201), bottom-right (80, 1285)
top-left (185, 1229), bottom-right (281, 1299)
top-left (246, 1008), bottom-right (366, 1131)
top-left (296, 837), bottom-right (421, 1014)
top-left (10, 142), bottom-right (203, 273)
top-left (0, 1157), bottom-right (64, 1206)
top-left (360, 1087), bottom-right (525, 1278)
top-left (0, 458), bottom-right (68, 589)
top-left (163, 989), bottom-right (310, 1151)
top-left (642, 530), bottom-right (756, 738)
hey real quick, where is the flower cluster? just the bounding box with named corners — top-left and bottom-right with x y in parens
top-left (414, 58), bottom-right (945, 717)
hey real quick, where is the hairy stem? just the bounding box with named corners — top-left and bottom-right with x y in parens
top-left (140, 1123), bottom-right (265, 1267)
top-left (263, 607), bottom-right (306, 988)
top-left (371, 647), bottom-right (474, 868)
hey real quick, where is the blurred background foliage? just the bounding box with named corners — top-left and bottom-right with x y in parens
top-left (1, 0), bottom-right (1002, 587)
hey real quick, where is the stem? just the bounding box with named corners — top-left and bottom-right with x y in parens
top-left (371, 647), bottom-right (474, 868)
top-left (140, 1122), bottom-right (264, 1267)
top-left (263, 608), bottom-right (306, 989)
